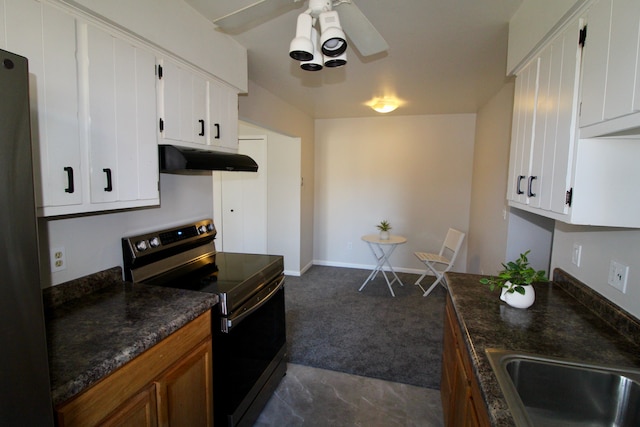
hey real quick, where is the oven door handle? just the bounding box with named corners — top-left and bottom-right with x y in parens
top-left (223, 275), bottom-right (285, 333)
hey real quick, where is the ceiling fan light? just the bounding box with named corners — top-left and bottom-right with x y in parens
top-left (319, 11), bottom-right (347, 57)
top-left (289, 13), bottom-right (314, 61)
top-left (301, 27), bottom-right (323, 71)
top-left (324, 51), bottom-right (347, 68)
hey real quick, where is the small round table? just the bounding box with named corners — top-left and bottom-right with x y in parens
top-left (359, 234), bottom-right (407, 297)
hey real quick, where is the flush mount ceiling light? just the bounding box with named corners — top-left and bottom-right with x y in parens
top-left (370, 97), bottom-right (399, 113)
top-left (289, 0), bottom-right (348, 71)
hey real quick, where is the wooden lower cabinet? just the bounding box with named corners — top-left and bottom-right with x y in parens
top-left (441, 297), bottom-right (490, 427)
top-left (100, 384), bottom-right (158, 427)
top-left (156, 341), bottom-right (212, 426)
top-left (56, 311), bottom-right (213, 427)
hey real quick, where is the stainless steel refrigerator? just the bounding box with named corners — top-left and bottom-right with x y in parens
top-left (0, 48), bottom-right (54, 424)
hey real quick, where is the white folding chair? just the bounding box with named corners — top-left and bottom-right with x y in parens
top-left (414, 228), bottom-right (465, 297)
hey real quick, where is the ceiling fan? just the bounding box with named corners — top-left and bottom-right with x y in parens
top-left (212, 0), bottom-right (389, 58)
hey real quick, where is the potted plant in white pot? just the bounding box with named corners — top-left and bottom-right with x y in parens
top-left (376, 220), bottom-right (392, 240)
top-left (479, 251), bottom-right (547, 309)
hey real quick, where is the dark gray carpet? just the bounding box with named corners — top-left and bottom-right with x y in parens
top-left (284, 265), bottom-right (446, 390)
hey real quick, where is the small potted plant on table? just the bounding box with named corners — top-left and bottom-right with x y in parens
top-left (480, 250), bottom-right (547, 309)
top-left (376, 220), bottom-right (392, 240)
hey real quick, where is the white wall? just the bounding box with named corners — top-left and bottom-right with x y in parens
top-left (238, 81), bottom-right (315, 272)
top-left (40, 174), bottom-right (214, 286)
top-left (506, 208), bottom-right (554, 274)
top-left (313, 114), bottom-right (476, 273)
top-left (467, 82), bottom-right (514, 275)
top-left (552, 224), bottom-right (640, 317)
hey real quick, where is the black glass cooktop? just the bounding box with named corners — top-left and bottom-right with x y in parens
top-left (146, 252), bottom-right (284, 315)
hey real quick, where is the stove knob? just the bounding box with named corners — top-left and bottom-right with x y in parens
top-left (198, 225), bottom-right (207, 234)
top-left (207, 223), bottom-right (214, 232)
top-left (135, 240), bottom-right (148, 251)
top-left (149, 237), bottom-right (160, 248)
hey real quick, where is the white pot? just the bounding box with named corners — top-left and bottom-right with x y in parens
top-left (500, 281), bottom-right (535, 309)
top-left (379, 231), bottom-right (390, 240)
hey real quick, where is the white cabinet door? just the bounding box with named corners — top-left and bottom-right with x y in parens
top-left (604, 0), bottom-right (640, 119)
top-left (508, 17), bottom-right (582, 217)
top-left (579, 0), bottom-right (610, 128)
top-left (507, 59), bottom-right (538, 205)
top-left (3, 0), bottom-right (82, 210)
top-left (580, 0), bottom-right (640, 132)
top-left (530, 18), bottom-right (582, 213)
top-left (84, 23), bottom-right (118, 204)
top-left (159, 58), bottom-right (208, 147)
top-left (549, 23), bottom-right (582, 215)
top-left (83, 23), bottom-right (159, 205)
top-left (209, 81), bottom-right (239, 152)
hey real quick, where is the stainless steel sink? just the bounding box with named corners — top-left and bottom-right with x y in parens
top-left (486, 349), bottom-right (640, 427)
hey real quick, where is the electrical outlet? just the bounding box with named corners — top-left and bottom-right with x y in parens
top-left (608, 260), bottom-right (629, 293)
top-left (571, 244), bottom-right (582, 267)
top-left (51, 247), bottom-right (66, 272)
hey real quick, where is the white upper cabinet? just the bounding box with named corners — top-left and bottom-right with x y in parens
top-left (508, 17), bottom-right (582, 218)
top-left (81, 22), bottom-right (159, 206)
top-left (158, 57), bottom-right (239, 153)
top-left (508, 3), bottom-right (640, 228)
top-left (579, 0), bottom-right (640, 136)
top-left (2, 0), bottom-right (83, 210)
top-left (1, 0), bottom-right (160, 216)
top-left (159, 59), bottom-right (208, 146)
top-left (209, 80), bottom-right (239, 152)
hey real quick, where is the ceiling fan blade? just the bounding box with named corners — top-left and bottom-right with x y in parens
top-left (214, 0), bottom-right (302, 32)
top-left (336, 0), bottom-right (388, 57)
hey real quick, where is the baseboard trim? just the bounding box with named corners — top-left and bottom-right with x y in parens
top-left (311, 259), bottom-right (426, 275)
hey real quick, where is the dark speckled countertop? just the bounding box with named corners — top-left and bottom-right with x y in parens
top-left (445, 269), bottom-right (640, 427)
top-left (43, 267), bottom-right (218, 406)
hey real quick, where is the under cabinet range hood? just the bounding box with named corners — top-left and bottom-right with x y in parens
top-left (159, 145), bottom-right (258, 174)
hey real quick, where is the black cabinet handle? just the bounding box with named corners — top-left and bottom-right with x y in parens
top-left (516, 175), bottom-right (525, 195)
top-left (64, 167), bottom-right (74, 194)
top-left (527, 176), bottom-right (537, 197)
top-left (214, 123), bottom-right (220, 139)
top-left (103, 168), bottom-right (113, 192)
top-left (198, 119), bottom-right (205, 136)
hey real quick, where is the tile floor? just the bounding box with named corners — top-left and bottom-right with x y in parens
top-left (254, 364), bottom-right (444, 427)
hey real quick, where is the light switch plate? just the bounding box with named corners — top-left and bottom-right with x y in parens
top-left (572, 244), bottom-right (582, 267)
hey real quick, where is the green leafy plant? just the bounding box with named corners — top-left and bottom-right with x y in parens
top-left (376, 220), bottom-right (392, 232)
top-left (480, 250), bottom-right (547, 295)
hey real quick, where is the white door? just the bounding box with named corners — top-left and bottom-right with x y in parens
top-left (218, 137), bottom-right (267, 253)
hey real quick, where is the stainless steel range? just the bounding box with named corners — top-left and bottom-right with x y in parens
top-left (122, 219), bottom-right (286, 427)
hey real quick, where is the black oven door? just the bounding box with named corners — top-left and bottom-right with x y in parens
top-left (213, 276), bottom-right (287, 427)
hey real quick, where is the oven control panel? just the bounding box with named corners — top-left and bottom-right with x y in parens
top-left (123, 219), bottom-right (216, 259)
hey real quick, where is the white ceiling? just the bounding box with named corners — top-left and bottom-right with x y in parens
top-left (185, 0), bottom-right (523, 119)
